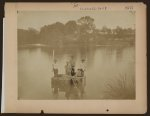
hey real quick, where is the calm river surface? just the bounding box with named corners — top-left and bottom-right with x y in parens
top-left (18, 45), bottom-right (135, 100)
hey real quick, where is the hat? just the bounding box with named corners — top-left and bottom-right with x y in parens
top-left (81, 59), bottom-right (85, 61)
top-left (72, 65), bottom-right (75, 67)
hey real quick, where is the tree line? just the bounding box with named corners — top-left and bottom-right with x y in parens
top-left (18, 16), bottom-right (135, 46)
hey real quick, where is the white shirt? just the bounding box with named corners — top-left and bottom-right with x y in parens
top-left (53, 63), bottom-right (58, 69)
top-left (79, 62), bottom-right (86, 71)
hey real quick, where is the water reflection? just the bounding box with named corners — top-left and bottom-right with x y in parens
top-left (18, 45), bottom-right (135, 100)
top-left (51, 76), bottom-right (86, 100)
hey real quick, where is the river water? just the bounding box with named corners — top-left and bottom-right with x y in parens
top-left (18, 45), bottom-right (135, 100)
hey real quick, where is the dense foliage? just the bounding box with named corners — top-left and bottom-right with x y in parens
top-left (18, 16), bottom-right (135, 46)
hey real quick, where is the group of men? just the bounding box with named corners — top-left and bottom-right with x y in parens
top-left (52, 57), bottom-right (86, 77)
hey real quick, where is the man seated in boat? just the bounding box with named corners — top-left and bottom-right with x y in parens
top-left (65, 61), bottom-right (71, 76)
top-left (76, 69), bottom-right (82, 77)
top-left (77, 59), bottom-right (86, 77)
top-left (65, 56), bottom-right (76, 77)
top-left (71, 65), bottom-right (76, 76)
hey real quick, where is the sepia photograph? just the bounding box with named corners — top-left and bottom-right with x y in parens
top-left (17, 10), bottom-right (135, 100)
top-left (2, 3), bottom-right (147, 113)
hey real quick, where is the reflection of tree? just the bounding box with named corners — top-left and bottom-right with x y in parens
top-left (115, 47), bottom-right (124, 62)
top-left (86, 47), bottom-right (96, 67)
top-left (103, 47), bottom-right (115, 62)
top-left (78, 46), bottom-right (87, 61)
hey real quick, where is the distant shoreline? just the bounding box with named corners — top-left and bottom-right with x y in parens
top-left (18, 42), bottom-right (135, 49)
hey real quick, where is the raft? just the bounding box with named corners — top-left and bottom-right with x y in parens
top-left (51, 74), bottom-right (86, 92)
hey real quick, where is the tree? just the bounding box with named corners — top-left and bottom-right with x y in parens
top-left (101, 26), bottom-right (112, 34)
top-left (114, 26), bottom-right (124, 35)
top-left (77, 16), bottom-right (96, 44)
top-left (65, 20), bottom-right (78, 34)
top-left (40, 22), bottom-right (65, 45)
top-left (18, 28), bottom-right (40, 45)
top-left (77, 16), bottom-right (95, 34)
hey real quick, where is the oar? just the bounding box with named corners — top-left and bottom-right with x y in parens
top-left (52, 49), bottom-right (55, 62)
top-left (52, 49), bottom-right (55, 74)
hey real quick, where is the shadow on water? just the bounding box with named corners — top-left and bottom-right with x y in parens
top-left (51, 75), bottom-right (86, 100)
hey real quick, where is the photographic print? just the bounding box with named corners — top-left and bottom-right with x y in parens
top-left (2, 3), bottom-right (146, 113)
top-left (17, 10), bottom-right (135, 100)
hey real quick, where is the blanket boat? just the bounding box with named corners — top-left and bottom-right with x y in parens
top-left (51, 74), bottom-right (86, 92)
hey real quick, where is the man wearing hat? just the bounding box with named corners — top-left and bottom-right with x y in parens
top-left (79, 59), bottom-right (86, 77)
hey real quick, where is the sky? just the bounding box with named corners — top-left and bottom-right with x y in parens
top-left (17, 11), bottom-right (135, 31)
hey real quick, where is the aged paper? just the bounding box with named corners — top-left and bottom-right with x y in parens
top-left (2, 2), bottom-right (147, 113)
